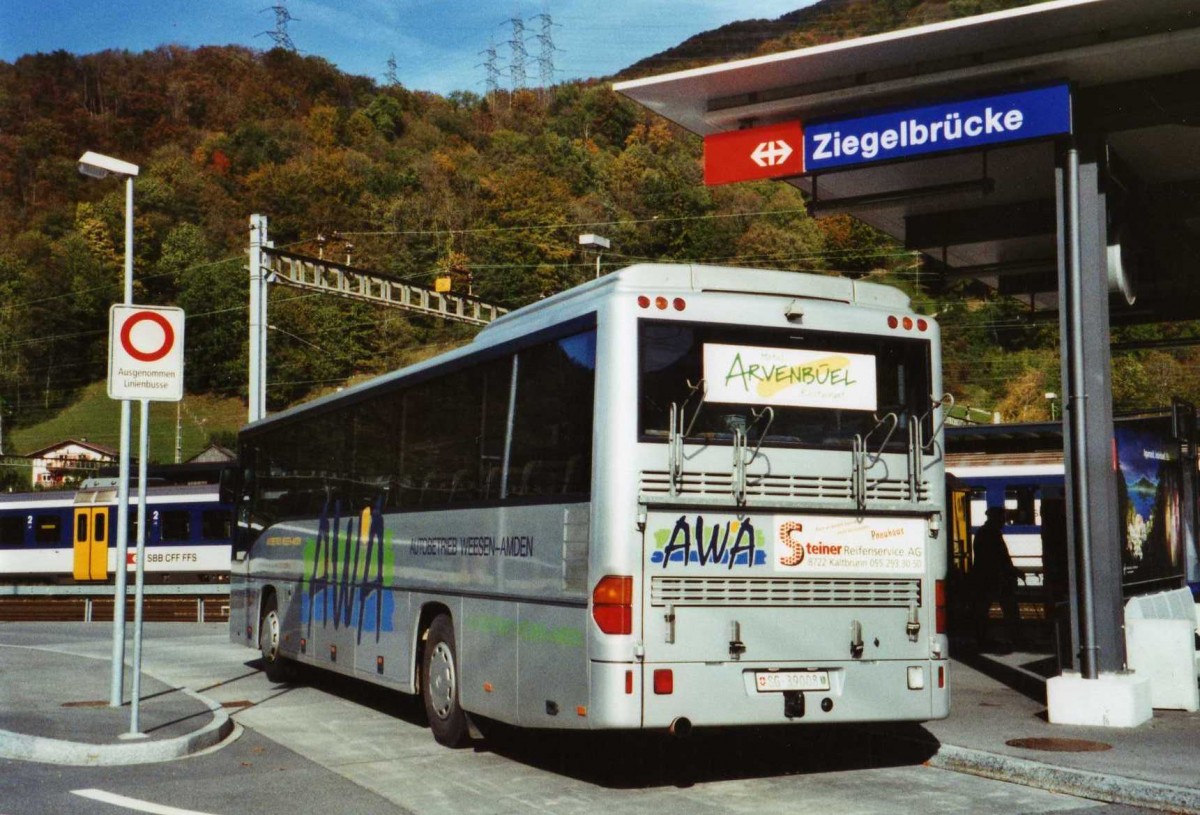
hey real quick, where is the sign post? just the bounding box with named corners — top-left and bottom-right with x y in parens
top-left (108, 304), bottom-right (184, 737)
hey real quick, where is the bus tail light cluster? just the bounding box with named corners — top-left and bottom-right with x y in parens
top-left (637, 295), bottom-right (687, 312)
top-left (887, 315), bottom-right (929, 332)
top-left (592, 575), bottom-right (633, 635)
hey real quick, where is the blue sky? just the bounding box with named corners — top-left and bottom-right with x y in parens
top-left (0, 0), bottom-right (814, 96)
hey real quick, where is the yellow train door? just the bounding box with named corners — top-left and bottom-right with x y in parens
top-left (72, 506), bottom-right (110, 581)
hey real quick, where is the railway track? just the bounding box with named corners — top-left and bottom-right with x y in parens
top-left (0, 595), bottom-right (229, 623)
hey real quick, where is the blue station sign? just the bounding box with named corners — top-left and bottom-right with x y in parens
top-left (804, 83), bottom-right (1072, 173)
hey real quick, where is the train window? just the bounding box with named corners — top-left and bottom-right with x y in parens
top-left (1004, 487), bottom-right (1039, 526)
top-left (94, 512), bottom-right (106, 542)
top-left (0, 516), bottom-right (23, 545)
top-left (34, 515), bottom-right (62, 545)
top-left (160, 510), bottom-right (190, 542)
top-left (201, 510), bottom-right (231, 540)
top-left (76, 514), bottom-right (88, 543)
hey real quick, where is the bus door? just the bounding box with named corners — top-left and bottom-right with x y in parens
top-left (72, 506), bottom-right (110, 581)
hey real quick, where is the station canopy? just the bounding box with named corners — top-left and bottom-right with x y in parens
top-left (615, 0), bottom-right (1200, 324)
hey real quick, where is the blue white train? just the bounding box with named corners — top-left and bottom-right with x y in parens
top-left (0, 481), bottom-right (233, 583)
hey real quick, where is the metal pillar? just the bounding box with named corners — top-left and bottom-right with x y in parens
top-left (248, 215), bottom-right (269, 423)
top-left (109, 175), bottom-right (135, 708)
top-left (1055, 140), bottom-right (1126, 677)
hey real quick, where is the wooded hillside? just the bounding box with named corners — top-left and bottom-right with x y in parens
top-left (1, 0), bottom-right (1196, 472)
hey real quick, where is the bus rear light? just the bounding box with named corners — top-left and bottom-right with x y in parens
top-left (637, 295), bottom-right (650, 309)
top-left (653, 669), bottom-right (674, 695)
top-left (888, 314), bottom-right (930, 331)
top-left (625, 670), bottom-right (634, 694)
top-left (938, 666), bottom-right (946, 689)
top-left (935, 580), bottom-right (946, 634)
top-left (592, 575), bottom-right (633, 635)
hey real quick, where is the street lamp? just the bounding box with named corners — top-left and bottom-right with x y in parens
top-left (578, 233), bottom-right (610, 279)
top-left (1045, 391), bottom-right (1060, 421)
top-left (79, 151), bottom-right (139, 709)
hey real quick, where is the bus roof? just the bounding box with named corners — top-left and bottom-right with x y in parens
top-left (244, 263), bottom-right (912, 434)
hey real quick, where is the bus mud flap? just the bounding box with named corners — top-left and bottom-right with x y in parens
top-left (784, 691), bottom-right (805, 719)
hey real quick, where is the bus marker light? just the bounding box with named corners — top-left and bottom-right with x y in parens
top-left (902, 316), bottom-right (914, 330)
top-left (484, 682), bottom-right (494, 693)
top-left (625, 670), bottom-right (634, 694)
top-left (300, 638), bottom-right (306, 654)
top-left (653, 669), bottom-right (674, 695)
top-left (917, 318), bottom-right (928, 331)
top-left (655, 296), bottom-right (668, 310)
top-left (330, 645), bottom-right (337, 662)
top-left (376, 656), bottom-right (385, 674)
top-left (673, 297), bottom-right (686, 311)
top-left (887, 315), bottom-right (899, 329)
top-left (592, 575), bottom-right (633, 635)
top-left (637, 295), bottom-right (650, 308)
top-left (576, 706), bottom-right (587, 717)
top-left (907, 666), bottom-right (925, 690)
top-left (938, 666), bottom-right (946, 689)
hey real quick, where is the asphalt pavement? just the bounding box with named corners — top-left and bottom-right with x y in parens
top-left (0, 623), bottom-right (1197, 813)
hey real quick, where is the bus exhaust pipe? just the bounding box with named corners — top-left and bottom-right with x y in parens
top-left (668, 717), bottom-right (692, 738)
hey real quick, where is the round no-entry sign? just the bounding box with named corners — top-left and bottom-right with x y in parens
top-left (108, 304), bottom-right (185, 402)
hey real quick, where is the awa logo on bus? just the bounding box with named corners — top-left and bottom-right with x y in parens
top-left (650, 515), bottom-right (767, 568)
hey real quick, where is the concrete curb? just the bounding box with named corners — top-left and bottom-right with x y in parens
top-left (0, 687), bottom-right (234, 766)
top-left (930, 744), bottom-right (1200, 815)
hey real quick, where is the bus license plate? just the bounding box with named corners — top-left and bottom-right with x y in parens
top-left (755, 670), bottom-right (830, 693)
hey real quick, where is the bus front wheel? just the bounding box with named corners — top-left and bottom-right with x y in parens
top-left (422, 614), bottom-right (468, 747)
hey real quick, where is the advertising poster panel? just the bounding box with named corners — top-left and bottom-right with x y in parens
top-left (1115, 417), bottom-right (1186, 589)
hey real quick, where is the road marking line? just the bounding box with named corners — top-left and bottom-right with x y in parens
top-left (71, 789), bottom-right (221, 815)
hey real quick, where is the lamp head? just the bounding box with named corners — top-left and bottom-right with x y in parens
top-left (78, 151), bottom-right (139, 179)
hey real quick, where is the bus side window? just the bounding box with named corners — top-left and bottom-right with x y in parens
top-left (509, 330), bottom-right (596, 498)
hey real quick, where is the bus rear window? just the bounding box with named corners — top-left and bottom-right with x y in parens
top-left (639, 320), bottom-right (932, 451)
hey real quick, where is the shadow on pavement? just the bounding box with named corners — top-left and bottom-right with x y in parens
top-left (475, 719), bottom-right (940, 789)
top-left (241, 657), bottom-right (941, 788)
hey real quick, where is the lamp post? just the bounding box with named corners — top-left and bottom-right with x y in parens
top-left (1045, 391), bottom-right (1060, 421)
top-left (578, 234), bottom-right (611, 279)
top-left (78, 151), bottom-right (139, 709)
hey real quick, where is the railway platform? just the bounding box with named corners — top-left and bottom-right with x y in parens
top-left (0, 623), bottom-right (1198, 812)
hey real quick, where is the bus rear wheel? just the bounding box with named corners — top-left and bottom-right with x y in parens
top-left (422, 614), bottom-right (468, 747)
top-left (259, 593), bottom-right (294, 683)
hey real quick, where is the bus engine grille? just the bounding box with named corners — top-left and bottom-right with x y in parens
top-left (650, 576), bottom-right (921, 607)
top-left (639, 471), bottom-right (929, 502)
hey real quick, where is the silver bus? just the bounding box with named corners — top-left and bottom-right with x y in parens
top-left (229, 263), bottom-right (950, 746)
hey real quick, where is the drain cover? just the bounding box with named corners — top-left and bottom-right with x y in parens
top-left (1006, 737), bottom-right (1112, 752)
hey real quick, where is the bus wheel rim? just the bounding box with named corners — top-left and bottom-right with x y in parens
top-left (429, 641), bottom-right (456, 719)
